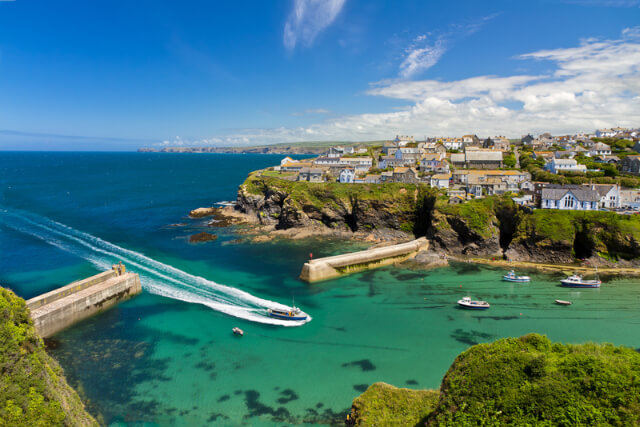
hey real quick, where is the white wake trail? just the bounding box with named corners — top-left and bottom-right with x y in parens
top-left (0, 209), bottom-right (310, 326)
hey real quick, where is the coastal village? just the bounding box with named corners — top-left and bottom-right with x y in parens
top-left (269, 127), bottom-right (640, 211)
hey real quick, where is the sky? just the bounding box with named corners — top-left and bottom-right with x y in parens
top-left (0, 0), bottom-right (639, 150)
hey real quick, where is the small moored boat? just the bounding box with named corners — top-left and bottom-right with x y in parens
top-left (560, 272), bottom-right (601, 288)
top-left (232, 327), bottom-right (244, 336)
top-left (555, 299), bottom-right (572, 305)
top-left (457, 296), bottom-right (490, 310)
top-left (502, 270), bottom-right (530, 283)
top-left (267, 304), bottom-right (309, 321)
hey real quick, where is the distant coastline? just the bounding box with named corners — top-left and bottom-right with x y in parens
top-left (137, 140), bottom-right (385, 156)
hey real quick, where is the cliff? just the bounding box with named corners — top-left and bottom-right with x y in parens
top-left (0, 288), bottom-right (98, 426)
top-left (235, 174), bottom-right (640, 265)
top-left (349, 334), bottom-right (640, 426)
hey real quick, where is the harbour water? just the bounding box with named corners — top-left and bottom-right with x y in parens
top-left (1, 152), bottom-right (640, 425)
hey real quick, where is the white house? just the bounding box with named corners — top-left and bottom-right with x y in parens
top-left (588, 142), bottom-right (612, 157)
top-left (541, 187), bottom-right (599, 210)
top-left (592, 184), bottom-right (620, 208)
top-left (280, 156), bottom-right (298, 166)
top-left (339, 168), bottom-right (355, 183)
top-left (545, 158), bottom-right (587, 174)
top-left (430, 173), bottom-right (451, 189)
top-left (328, 146), bottom-right (354, 158)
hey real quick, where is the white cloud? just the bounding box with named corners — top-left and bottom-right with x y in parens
top-left (398, 15), bottom-right (498, 78)
top-left (283, 0), bottom-right (346, 50)
top-left (399, 37), bottom-right (447, 78)
top-left (165, 28), bottom-right (640, 146)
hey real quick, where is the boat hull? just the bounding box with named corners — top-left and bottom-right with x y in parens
top-left (457, 302), bottom-right (490, 310)
top-left (560, 280), bottom-right (601, 288)
top-left (503, 277), bottom-right (530, 283)
top-left (267, 309), bottom-right (309, 321)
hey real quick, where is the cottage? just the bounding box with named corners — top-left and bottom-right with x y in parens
top-left (313, 156), bottom-right (342, 166)
top-left (544, 158), bottom-right (586, 174)
top-left (280, 156), bottom-right (298, 166)
top-left (391, 167), bottom-right (419, 183)
top-left (430, 173), bottom-right (451, 189)
top-left (363, 174), bottom-right (381, 184)
top-left (588, 142), bottom-right (611, 157)
top-left (339, 168), bottom-right (355, 183)
top-left (521, 134), bottom-right (535, 145)
top-left (451, 148), bottom-right (503, 169)
top-left (462, 134), bottom-right (480, 146)
top-left (298, 167), bottom-right (324, 182)
top-left (541, 186), bottom-right (599, 210)
top-left (281, 162), bottom-right (313, 172)
top-left (328, 146), bottom-right (354, 158)
top-left (621, 155), bottom-right (640, 175)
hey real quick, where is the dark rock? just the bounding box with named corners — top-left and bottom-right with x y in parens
top-left (189, 232), bottom-right (218, 243)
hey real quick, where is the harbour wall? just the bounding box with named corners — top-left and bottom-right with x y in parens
top-left (27, 266), bottom-right (142, 338)
top-left (300, 237), bottom-right (429, 282)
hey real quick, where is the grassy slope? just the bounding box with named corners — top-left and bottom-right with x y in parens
top-left (351, 334), bottom-right (640, 426)
top-left (244, 173), bottom-right (421, 213)
top-left (351, 383), bottom-right (438, 426)
top-left (0, 288), bottom-right (98, 427)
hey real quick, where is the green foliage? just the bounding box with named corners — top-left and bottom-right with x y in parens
top-left (351, 382), bottom-right (439, 427)
top-left (352, 335), bottom-right (640, 426)
top-left (503, 153), bottom-right (516, 168)
top-left (0, 288), bottom-right (98, 426)
top-left (427, 334), bottom-right (640, 426)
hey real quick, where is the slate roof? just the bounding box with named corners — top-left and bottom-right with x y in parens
top-left (541, 187), bottom-right (600, 202)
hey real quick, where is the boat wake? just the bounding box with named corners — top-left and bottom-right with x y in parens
top-left (0, 208), bottom-right (310, 326)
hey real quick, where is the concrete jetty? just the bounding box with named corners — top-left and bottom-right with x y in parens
top-left (27, 264), bottom-right (142, 338)
top-left (300, 237), bottom-right (428, 283)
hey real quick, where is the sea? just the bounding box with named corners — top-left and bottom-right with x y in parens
top-left (1, 152), bottom-right (639, 426)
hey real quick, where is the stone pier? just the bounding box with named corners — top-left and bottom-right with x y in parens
top-left (300, 237), bottom-right (428, 283)
top-left (27, 265), bottom-right (142, 338)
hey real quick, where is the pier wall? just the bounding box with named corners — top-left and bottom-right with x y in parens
top-left (300, 237), bottom-right (428, 282)
top-left (27, 267), bottom-right (142, 338)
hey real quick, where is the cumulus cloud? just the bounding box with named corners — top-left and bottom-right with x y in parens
top-left (283, 0), bottom-right (346, 50)
top-left (164, 27), bottom-right (640, 146)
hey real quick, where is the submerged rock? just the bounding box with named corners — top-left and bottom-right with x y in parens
top-left (189, 232), bottom-right (218, 243)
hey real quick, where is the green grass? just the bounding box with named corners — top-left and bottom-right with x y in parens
top-left (351, 382), bottom-right (439, 426)
top-left (0, 288), bottom-right (98, 426)
top-left (350, 334), bottom-right (640, 426)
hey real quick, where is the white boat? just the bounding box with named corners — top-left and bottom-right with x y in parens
top-left (502, 270), bottom-right (530, 283)
top-left (555, 300), bottom-right (572, 305)
top-left (232, 327), bottom-right (244, 336)
top-left (457, 296), bottom-right (490, 310)
top-left (560, 270), bottom-right (601, 288)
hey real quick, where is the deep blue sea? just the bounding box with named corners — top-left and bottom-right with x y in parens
top-left (1, 152), bottom-right (640, 426)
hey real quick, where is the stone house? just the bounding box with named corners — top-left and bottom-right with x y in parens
top-left (450, 148), bottom-right (503, 169)
top-left (621, 155), bottom-right (640, 175)
top-left (298, 167), bottom-right (325, 182)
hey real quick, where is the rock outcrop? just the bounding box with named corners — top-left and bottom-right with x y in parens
top-left (232, 173), bottom-right (640, 265)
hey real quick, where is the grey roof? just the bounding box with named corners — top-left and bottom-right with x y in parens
top-left (465, 151), bottom-right (503, 161)
top-left (541, 187), bottom-right (600, 202)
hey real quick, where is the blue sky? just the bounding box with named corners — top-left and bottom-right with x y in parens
top-left (0, 0), bottom-right (639, 150)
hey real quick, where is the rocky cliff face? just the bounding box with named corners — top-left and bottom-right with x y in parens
top-left (235, 174), bottom-right (640, 264)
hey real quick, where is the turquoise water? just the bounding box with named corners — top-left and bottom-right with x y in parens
top-left (1, 152), bottom-right (640, 425)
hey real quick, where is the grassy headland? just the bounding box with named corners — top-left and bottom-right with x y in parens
top-left (350, 334), bottom-right (640, 426)
top-left (236, 174), bottom-right (640, 267)
top-left (0, 288), bottom-right (98, 426)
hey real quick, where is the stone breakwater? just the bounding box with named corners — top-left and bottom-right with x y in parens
top-left (300, 237), bottom-right (429, 282)
top-left (27, 266), bottom-right (141, 338)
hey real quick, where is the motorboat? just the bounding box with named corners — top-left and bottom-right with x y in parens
top-left (457, 296), bottom-right (490, 310)
top-left (267, 305), bottom-right (309, 321)
top-left (560, 273), bottom-right (601, 288)
top-left (232, 327), bottom-right (244, 336)
top-left (555, 300), bottom-right (572, 305)
top-left (502, 270), bottom-right (530, 283)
